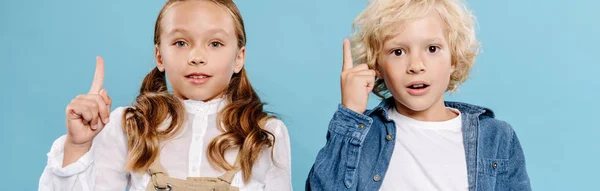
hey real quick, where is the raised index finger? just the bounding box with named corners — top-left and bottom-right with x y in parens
top-left (342, 38), bottom-right (354, 71)
top-left (88, 56), bottom-right (104, 94)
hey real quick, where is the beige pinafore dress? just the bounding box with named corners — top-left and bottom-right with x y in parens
top-left (146, 154), bottom-right (241, 191)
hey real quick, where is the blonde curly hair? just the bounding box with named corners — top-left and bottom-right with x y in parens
top-left (352, 0), bottom-right (479, 98)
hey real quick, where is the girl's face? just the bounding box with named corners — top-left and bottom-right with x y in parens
top-left (155, 0), bottom-right (245, 101)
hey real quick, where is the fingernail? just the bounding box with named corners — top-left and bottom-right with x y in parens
top-left (104, 118), bottom-right (110, 124)
top-left (92, 124), bottom-right (98, 130)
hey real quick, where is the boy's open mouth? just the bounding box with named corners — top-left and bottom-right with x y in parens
top-left (406, 84), bottom-right (430, 89)
top-left (405, 82), bottom-right (431, 96)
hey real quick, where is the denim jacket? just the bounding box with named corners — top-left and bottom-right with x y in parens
top-left (306, 98), bottom-right (531, 191)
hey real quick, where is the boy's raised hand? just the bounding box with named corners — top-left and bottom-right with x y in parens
top-left (341, 39), bottom-right (376, 114)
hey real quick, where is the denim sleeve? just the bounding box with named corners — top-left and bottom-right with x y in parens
top-left (506, 129), bottom-right (532, 190)
top-left (306, 104), bottom-right (373, 190)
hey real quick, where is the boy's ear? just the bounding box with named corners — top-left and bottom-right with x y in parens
top-left (450, 63), bottom-right (457, 74)
top-left (375, 64), bottom-right (382, 78)
top-left (155, 45), bottom-right (165, 72)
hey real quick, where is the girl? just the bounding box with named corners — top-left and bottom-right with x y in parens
top-left (39, 0), bottom-right (291, 190)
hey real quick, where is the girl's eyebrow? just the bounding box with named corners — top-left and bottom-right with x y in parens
top-left (204, 28), bottom-right (230, 37)
top-left (164, 28), bottom-right (191, 37)
top-left (165, 28), bottom-right (231, 38)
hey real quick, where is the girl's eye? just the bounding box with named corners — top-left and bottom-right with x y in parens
top-left (428, 46), bottom-right (439, 53)
top-left (210, 42), bottom-right (223, 47)
top-left (174, 41), bottom-right (188, 47)
top-left (392, 49), bottom-right (405, 56)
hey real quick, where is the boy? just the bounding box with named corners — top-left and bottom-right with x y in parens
top-left (306, 0), bottom-right (531, 190)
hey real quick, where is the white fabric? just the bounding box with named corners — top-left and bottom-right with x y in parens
top-left (39, 98), bottom-right (292, 191)
top-left (380, 107), bottom-right (468, 191)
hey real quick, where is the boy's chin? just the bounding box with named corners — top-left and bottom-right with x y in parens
top-left (393, 96), bottom-right (437, 112)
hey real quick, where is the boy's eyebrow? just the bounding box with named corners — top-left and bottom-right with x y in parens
top-left (384, 36), bottom-right (446, 47)
top-left (425, 37), bottom-right (445, 44)
top-left (383, 38), bottom-right (409, 48)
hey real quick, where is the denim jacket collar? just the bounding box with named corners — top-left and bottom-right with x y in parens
top-left (366, 97), bottom-right (495, 120)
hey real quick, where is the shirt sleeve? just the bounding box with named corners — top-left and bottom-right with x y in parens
top-left (38, 107), bottom-right (130, 191)
top-left (264, 119), bottom-right (293, 191)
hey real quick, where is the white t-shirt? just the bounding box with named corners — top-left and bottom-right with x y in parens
top-left (380, 107), bottom-right (468, 191)
top-left (39, 98), bottom-right (292, 191)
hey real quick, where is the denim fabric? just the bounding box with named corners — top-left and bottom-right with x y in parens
top-left (306, 98), bottom-right (531, 191)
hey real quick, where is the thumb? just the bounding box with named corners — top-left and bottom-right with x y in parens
top-left (67, 109), bottom-right (81, 120)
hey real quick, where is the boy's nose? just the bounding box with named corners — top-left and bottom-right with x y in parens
top-left (407, 55), bottom-right (426, 74)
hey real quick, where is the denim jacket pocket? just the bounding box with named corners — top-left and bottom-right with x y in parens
top-left (478, 158), bottom-right (509, 176)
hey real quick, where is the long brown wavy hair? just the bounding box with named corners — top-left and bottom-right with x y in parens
top-left (121, 0), bottom-right (275, 182)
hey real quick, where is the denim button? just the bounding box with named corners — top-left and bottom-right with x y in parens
top-left (492, 162), bottom-right (498, 168)
top-left (386, 134), bottom-right (393, 141)
top-left (358, 124), bottom-right (366, 129)
top-left (373, 174), bottom-right (381, 182)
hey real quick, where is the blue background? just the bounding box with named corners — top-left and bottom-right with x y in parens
top-left (1, 0), bottom-right (598, 190)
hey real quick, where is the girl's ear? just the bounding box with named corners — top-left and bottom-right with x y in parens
top-left (233, 46), bottom-right (245, 74)
top-left (155, 45), bottom-right (165, 72)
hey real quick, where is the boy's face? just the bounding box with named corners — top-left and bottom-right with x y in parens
top-left (377, 12), bottom-right (454, 112)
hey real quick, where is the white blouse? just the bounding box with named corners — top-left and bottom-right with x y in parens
top-left (38, 98), bottom-right (292, 191)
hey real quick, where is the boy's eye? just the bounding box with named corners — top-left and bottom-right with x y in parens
top-left (392, 49), bottom-right (405, 56)
top-left (210, 42), bottom-right (223, 47)
top-left (428, 46), bottom-right (439, 53)
top-left (174, 41), bottom-right (188, 47)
